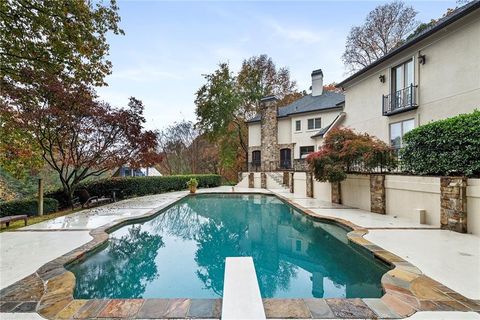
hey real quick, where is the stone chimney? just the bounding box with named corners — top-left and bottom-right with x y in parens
top-left (311, 69), bottom-right (323, 96)
top-left (260, 95), bottom-right (279, 170)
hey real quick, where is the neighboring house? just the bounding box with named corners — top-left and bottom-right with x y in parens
top-left (246, 69), bottom-right (345, 171)
top-left (336, 1), bottom-right (480, 152)
top-left (114, 166), bottom-right (162, 177)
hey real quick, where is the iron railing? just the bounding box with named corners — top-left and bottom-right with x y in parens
top-left (382, 84), bottom-right (418, 116)
top-left (247, 160), bottom-right (307, 172)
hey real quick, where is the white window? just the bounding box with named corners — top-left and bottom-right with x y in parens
top-left (390, 119), bottom-right (414, 150)
top-left (295, 120), bottom-right (301, 131)
top-left (300, 146), bottom-right (315, 158)
top-left (392, 59), bottom-right (414, 93)
top-left (307, 118), bottom-right (321, 130)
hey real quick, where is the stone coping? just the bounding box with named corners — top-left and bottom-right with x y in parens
top-left (1, 190), bottom-right (479, 319)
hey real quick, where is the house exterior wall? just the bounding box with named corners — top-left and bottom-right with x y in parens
top-left (340, 11), bottom-right (480, 143)
top-left (385, 175), bottom-right (441, 226)
top-left (289, 110), bottom-right (341, 159)
top-left (277, 119), bottom-right (291, 144)
top-left (247, 106), bottom-right (342, 170)
top-left (340, 175), bottom-right (371, 211)
top-left (467, 179), bottom-right (480, 236)
top-left (248, 123), bottom-right (261, 147)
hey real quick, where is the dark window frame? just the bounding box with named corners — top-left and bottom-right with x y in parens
top-left (299, 146), bottom-right (315, 158)
top-left (307, 117), bottom-right (321, 130)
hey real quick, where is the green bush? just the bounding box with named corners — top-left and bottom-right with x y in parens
top-left (0, 198), bottom-right (59, 217)
top-left (80, 174), bottom-right (222, 200)
top-left (401, 110), bottom-right (480, 177)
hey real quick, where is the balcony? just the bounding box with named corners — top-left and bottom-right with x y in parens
top-left (382, 84), bottom-right (418, 116)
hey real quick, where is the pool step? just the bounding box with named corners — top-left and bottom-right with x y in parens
top-left (222, 257), bottom-right (266, 319)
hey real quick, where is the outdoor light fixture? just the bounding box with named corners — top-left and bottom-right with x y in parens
top-left (418, 53), bottom-right (426, 65)
top-left (379, 75), bottom-right (385, 83)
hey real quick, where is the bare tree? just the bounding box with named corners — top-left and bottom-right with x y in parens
top-left (157, 121), bottom-right (199, 175)
top-left (342, 1), bottom-right (418, 73)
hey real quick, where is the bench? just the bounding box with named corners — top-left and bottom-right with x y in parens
top-left (0, 215), bottom-right (28, 228)
top-left (77, 189), bottom-right (113, 209)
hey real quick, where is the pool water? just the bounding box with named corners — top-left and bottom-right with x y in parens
top-left (69, 194), bottom-right (389, 299)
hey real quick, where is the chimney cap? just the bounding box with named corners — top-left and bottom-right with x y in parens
top-left (260, 95), bottom-right (278, 102)
top-left (311, 69), bottom-right (323, 76)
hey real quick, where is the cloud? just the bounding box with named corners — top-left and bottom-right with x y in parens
top-left (265, 18), bottom-right (324, 44)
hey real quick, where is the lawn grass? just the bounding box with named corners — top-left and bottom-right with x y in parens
top-left (0, 208), bottom-right (82, 232)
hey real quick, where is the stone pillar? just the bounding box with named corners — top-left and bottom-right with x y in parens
top-left (289, 172), bottom-right (295, 193)
top-left (306, 172), bottom-right (314, 198)
top-left (370, 174), bottom-right (386, 214)
top-left (331, 182), bottom-right (342, 204)
top-left (283, 171), bottom-right (289, 186)
top-left (248, 173), bottom-right (254, 188)
top-left (440, 177), bottom-right (467, 233)
top-left (261, 172), bottom-right (267, 189)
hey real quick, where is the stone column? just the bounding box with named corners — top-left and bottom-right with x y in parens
top-left (283, 171), bottom-right (289, 186)
top-left (440, 177), bottom-right (467, 233)
top-left (370, 174), bottom-right (386, 214)
top-left (289, 172), bottom-right (295, 193)
top-left (331, 182), bottom-right (342, 204)
top-left (306, 172), bottom-right (314, 198)
top-left (261, 172), bottom-right (267, 189)
top-left (248, 173), bottom-right (254, 188)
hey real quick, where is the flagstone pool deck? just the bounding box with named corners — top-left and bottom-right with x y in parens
top-left (0, 186), bottom-right (479, 319)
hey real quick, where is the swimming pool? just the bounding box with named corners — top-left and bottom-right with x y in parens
top-left (69, 194), bottom-right (389, 299)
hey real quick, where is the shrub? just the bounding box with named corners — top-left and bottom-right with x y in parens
top-left (0, 198), bottom-right (59, 217)
top-left (401, 110), bottom-right (480, 177)
top-left (79, 174), bottom-right (221, 200)
top-left (307, 128), bottom-right (396, 183)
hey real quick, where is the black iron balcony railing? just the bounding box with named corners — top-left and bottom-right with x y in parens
top-left (382, 84), bottom-right (418, 116)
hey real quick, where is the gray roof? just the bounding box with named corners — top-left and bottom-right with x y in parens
top-left (247, 91), bottom-right (345, 123)
top-left (310, 112), bottom-right (342, 138)
top-left (337, 0), bottom-right (480, 87)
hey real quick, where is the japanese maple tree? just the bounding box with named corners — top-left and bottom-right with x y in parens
top-left (3, 75), bottom-right (161, 205)
top-left (306, 128), bottom-right (396, 183)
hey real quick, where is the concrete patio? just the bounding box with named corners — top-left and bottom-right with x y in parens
top-left (0, 186), bottom-right (479, 319)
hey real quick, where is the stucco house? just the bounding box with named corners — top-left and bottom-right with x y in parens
top-left (246, 70), bottom-right (345, 171)
top-left (336, 1), bottom-right (480, 151)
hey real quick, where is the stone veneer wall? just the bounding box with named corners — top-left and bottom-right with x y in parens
top-left (283, 172), bottom-right (289, 186)
top-left (260, 97), bottom-right (279, 170)
top-left (289, 172), bottom-right (294, 193)
top-left (248, 173), bottom-right (254, 188)
top-left (261, 173), bottom-right (267, 189)
top-left (370, 174), bottom-right (386, 214)
top-left (440, 177), bottom-right (467, 233)
top-left (306, 172), bottom-right (314, 198)
top-left (331, 182), bottom-right (341, 204)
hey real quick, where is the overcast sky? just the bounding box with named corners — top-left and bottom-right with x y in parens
top-left (97, 0), bottom-right (457, 130)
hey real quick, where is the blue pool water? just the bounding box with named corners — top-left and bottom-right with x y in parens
top-left (69, 194), bottom-right (389, 299)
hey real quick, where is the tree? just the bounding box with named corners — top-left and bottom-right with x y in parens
top-left (0, 0), bottom-right (123, 88)
top-left (157, 120), bottom-right (200, 175)
top-left (195, 55), bottom-right (300, 174)
top-left (306, 128), bottom-right (396, 201)
top-left (342, 1), bottom-right (418, 73)
top-left (0, 0), bottom-right (124, 181)
top-left (4, 75), bottom-right (161, 205)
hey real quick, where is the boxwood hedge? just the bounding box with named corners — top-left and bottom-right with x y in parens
top-left (78, 174), bottom-right (221, 200)
top-left (401, 110), bottom-right (480, 177)
top-left (0, 198), bottom-right (59, 217)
